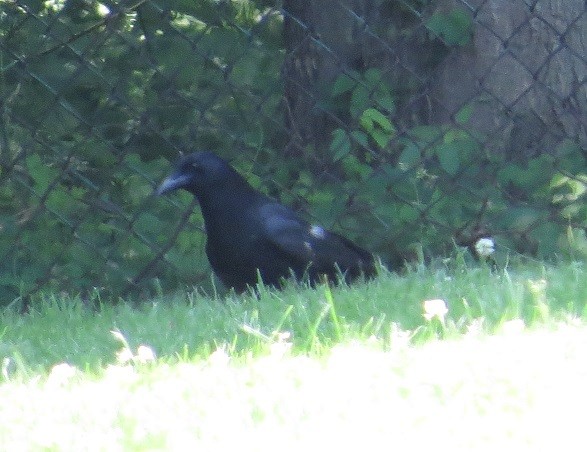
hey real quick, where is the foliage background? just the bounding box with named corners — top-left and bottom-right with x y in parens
top-left (0, 0), bottom-right (585, 305)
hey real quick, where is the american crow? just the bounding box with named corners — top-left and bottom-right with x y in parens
top-left (158, 152), bottom-right (376, 292)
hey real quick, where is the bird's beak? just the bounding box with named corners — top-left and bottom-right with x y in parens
top-left (157, 173), bottom-right (192, 195)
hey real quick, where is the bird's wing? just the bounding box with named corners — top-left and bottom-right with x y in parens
top-left (259, 203), bottom-right (316, 263)
top-left (258, 203), bottom-right (373, 271)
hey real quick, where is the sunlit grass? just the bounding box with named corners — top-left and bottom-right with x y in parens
top-left (0, 261), bottom-right (586, 448)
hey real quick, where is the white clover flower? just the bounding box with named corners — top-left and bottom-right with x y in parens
top-left (269, 331), bottom-right (292, 358)
top-left (500, 319), bottom-right (525, 335)
top-left (475, 237), bottom-right (495, 257)
top-left (97, 3), bottom-right (111, 16)
top-left (136, 345), bottom-right (156, 364)
top-left (423, 298), bottom-right (449, 322)
top-left (105, 363), bottom-right (137, 381)
top-left (209, 347), bottom-right (230, 367)
top-left (47, 362), bottom-right (77, 386)
top-left (116, 347), bottom-right (134, 365)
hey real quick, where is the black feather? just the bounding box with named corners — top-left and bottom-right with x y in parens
top-left (158, 152), bottom-right (376, 292)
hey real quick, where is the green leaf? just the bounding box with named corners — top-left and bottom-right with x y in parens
top-left (374, 91), bottom-right (395, 114)
top-left (134, 213), bottom-right (164, 236)
top-left (359, 112), bottom-right (373, 133)
top-left (455, 104), bottom-right (473, 124)
top-left (435, 143), bottom-right (460, 175)
top-left (361, 108), bottom-right (394, 133)
top-left (371, 129), bottom-right (391, 149)
top-left (497, 164), bottom-right (518, 185)
top-left (331, 73), bottom-right (357, 96)
top-left (398, 144), bottom-right (421, 168)
top-left (330, 128), bottom-right (351, 162)
top-left (341, 155), bottom-right (371, 180)
top-left (409, 125), bottom-right (444, 145)
top-left (398, 204), bottom-right (420, 223)
top-left (426, 9), bottom-right (473, 46)
top-left (443, 129), bottom-right (477, 165)
top-left (364, 68), bottom-right (383, 85)
top-left (26, 154), bottom-right (58, 192)
top-left (350, 130), bottom-right (369, 148)
top-left (46, 188), bottom-right (76, 217)
top-left (350, 85), bottom-right (370, 119)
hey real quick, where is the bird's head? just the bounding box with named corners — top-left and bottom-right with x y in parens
top-left (157, 151), bottom-right (241, 197)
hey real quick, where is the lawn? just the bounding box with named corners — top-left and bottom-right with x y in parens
top-left (0, 261), bottom-right (586, 450)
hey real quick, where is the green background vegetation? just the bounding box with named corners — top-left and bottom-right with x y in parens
top-left (0, 0), bottom-right (585, 306)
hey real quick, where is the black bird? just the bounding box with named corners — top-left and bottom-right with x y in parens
top-left (158, 152), bottom-right (376, 292)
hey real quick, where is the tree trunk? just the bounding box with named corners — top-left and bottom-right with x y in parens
top-left (282, 0), bottom-right (586, 160)
top-left (430, 0), bottom-right (587, 159)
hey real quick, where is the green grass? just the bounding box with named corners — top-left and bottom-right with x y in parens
top-left (1, 261), bottom-right (586, 449)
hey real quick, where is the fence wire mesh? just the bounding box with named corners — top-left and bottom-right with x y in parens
top-left (1, 0), bottom-right (585, 306)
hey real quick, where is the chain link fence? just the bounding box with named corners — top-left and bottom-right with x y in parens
top-left (1, 0), bottom-right (585, 307)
